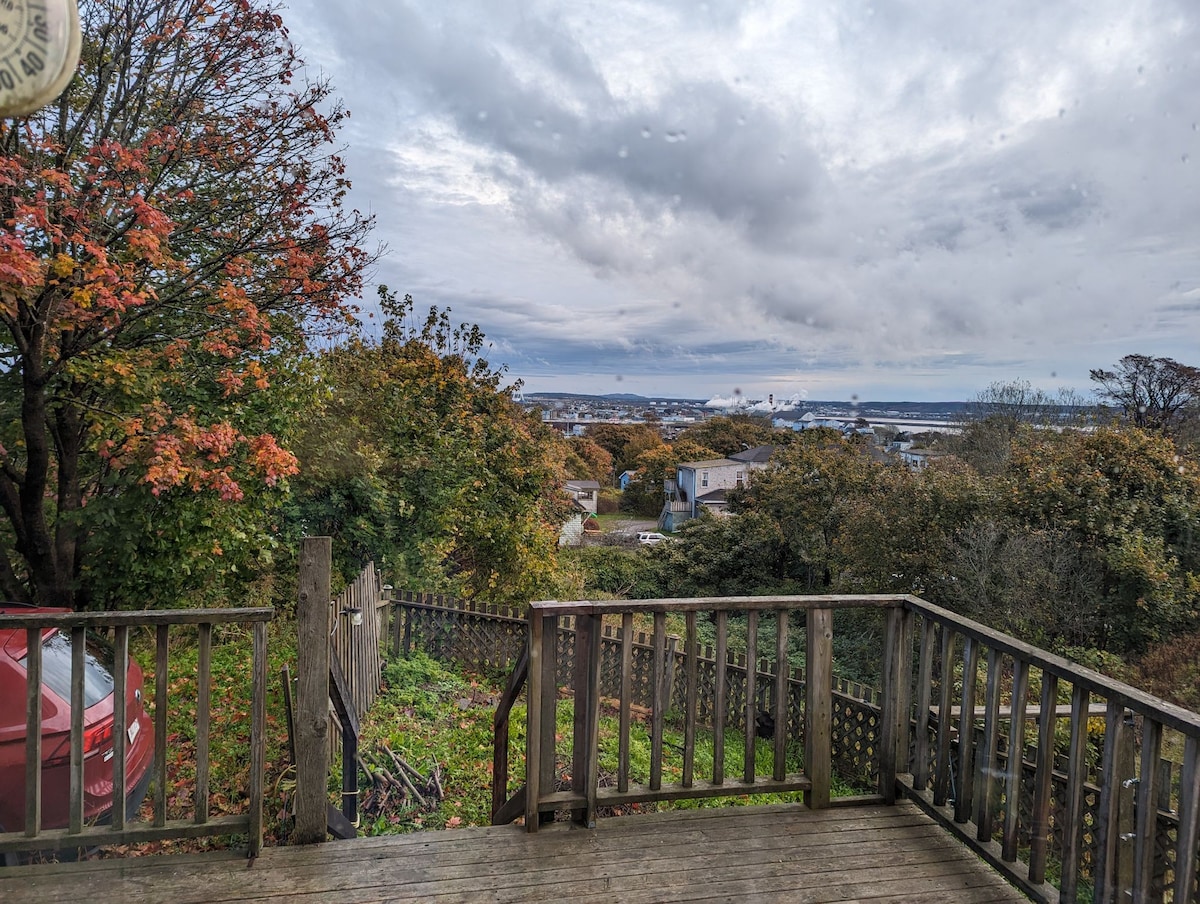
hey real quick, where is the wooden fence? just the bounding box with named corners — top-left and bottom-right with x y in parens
top-left (0, 606), bottom-right (272, 860)
top-left (329, 561), bottom-right (386, 729)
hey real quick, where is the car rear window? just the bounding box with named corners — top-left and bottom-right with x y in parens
top-left (20, 630), bottom-right (115, 709)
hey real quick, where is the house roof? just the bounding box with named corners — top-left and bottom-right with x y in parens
top-left (678, 457), bottom-right (740, 470)
top-left (696, 488), bottom-right (729, 504)
top-left (730, 445), bottom-right (774, 463)
top-left (565, 479), bottom-right (601, 491)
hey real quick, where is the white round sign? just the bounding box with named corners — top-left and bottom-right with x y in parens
top-left (0, 0), bottom-right (80, 118)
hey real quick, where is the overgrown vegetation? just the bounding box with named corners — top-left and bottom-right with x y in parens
top-left (351, 650), bottom-right (864, 836)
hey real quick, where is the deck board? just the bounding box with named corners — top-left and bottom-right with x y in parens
top-left (0, 802), bottom-right (1030, 903)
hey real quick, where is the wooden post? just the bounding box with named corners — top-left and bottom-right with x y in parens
top-left (248, 620), bottom-right (268, 857)
top-left (525, 612), bottom-right (543, 833)
top-left (294, 536), bottom-right (332, 844)
top-left (805, 608), bottom-right (832, 809)
top-left (537, 615), bottom-right (558, 827)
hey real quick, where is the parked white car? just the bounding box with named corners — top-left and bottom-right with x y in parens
top-left (637, 531), bottom-right (668, 545)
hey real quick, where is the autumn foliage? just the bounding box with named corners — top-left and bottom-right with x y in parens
top-left (0, 0), bottom-right (374, 606)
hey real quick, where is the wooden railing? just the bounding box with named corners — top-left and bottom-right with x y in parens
top-left (491, 594), bottom-right (1200, 904)
top-left (491, 595), bottom-right (908, 830)
top-left (903, 597), bottom-right (1200, 904)
top-left (0, 607), bottom-right (272, 860)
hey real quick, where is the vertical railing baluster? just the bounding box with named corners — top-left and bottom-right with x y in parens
top-left (650, 612), bottom-right (666, 791)
top-left (772, 611), bottom-right (789, 781)
top-left (954, 636), bottom-right (980, 825)
top-left (1061, 684), bottom-right (1090, 903)
top-left (744, 609), bottom-right (758, 784)
top-left (1095, 696), bottom-right (1128, 902)
top-left (683, 611), bottom-right (698, 788)
top-left (975, 647), bottom-right (1002, 841)
top-left (933, 627), bottom-right (956, 808)
top-left (618, 612), bottom-right (633, 794)
top-left (194, 622), bottom-right (212, 825)
top-left (154, 624), bottom-right (169, 828)
top-left (69, 626), bottom-right (85, 835)
top-left (111, 624), bottom-right (129, 832)
top-left (713, 611), bottom-right (728, 785)
top-left (1028, 670), bottom-right (1059, 885)
top-left (1133, 719), bottom-right (1162, 904)
top-left (24, 626), bottom-right (42, 838)
top-left (913, 617), bottom-right (936, 792)
top-left (1001, 657), bottom-right (1029, 862)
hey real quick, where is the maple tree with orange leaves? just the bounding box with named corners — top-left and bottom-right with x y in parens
top-left (0, 0), bottom-right (375, 607)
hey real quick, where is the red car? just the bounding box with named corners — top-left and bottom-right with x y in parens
top-left (0, 605), bottom-right (155, 837)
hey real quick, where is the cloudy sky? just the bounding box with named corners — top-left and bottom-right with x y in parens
top-left (282, 0), bottom-right (1200, 402)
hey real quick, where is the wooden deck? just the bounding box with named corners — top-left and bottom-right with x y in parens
top-left (1, 801), bottom-right (1030, 903)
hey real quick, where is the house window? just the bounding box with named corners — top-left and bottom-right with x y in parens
top-left (701, 470), bottom-right (709, 488)
top-left (736, 470), bottom-right (744, 486)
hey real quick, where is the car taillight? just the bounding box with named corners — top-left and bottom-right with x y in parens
top-left (43, 715), bottom-right (117, 767)
top-left (83, 716), bottom-right (115, 756)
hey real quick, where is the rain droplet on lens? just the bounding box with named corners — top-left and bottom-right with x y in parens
top-left (1183, 153), bottom-right (1190, 164)
top-left (641, 127), bottom-right (651, 139)
top-left (618, 145), bottom-right (629, 158)
top-left (534, 117), bottom-right (544, 129)
top-left (477, 110), bottom-right (488, 121)
top-left (1058, 108), bottom-right (1066, 118)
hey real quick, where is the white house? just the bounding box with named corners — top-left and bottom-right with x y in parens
top-left (660, 446), bottom-right (774, 530)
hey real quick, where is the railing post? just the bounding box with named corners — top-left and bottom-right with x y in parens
top-left (525, 612), bottom-right (542, 832)
top-left (805, 607), bottom-right (832, 809)
top-left (571, 613), bottom-right (602, 827)
top-left (526, 611), bottom-right (558, 832)
top-left (294, 536), bottom-right (332, 844)
top-left (880, 604), bottom-right (913, 804)
top-left (249, 620), bottom-right (268, 857)
top-left (1173, 735), bottom-right (1200, 904)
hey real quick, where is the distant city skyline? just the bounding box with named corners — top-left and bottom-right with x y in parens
top-left (285, 1), bottom-right (1200, 401)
